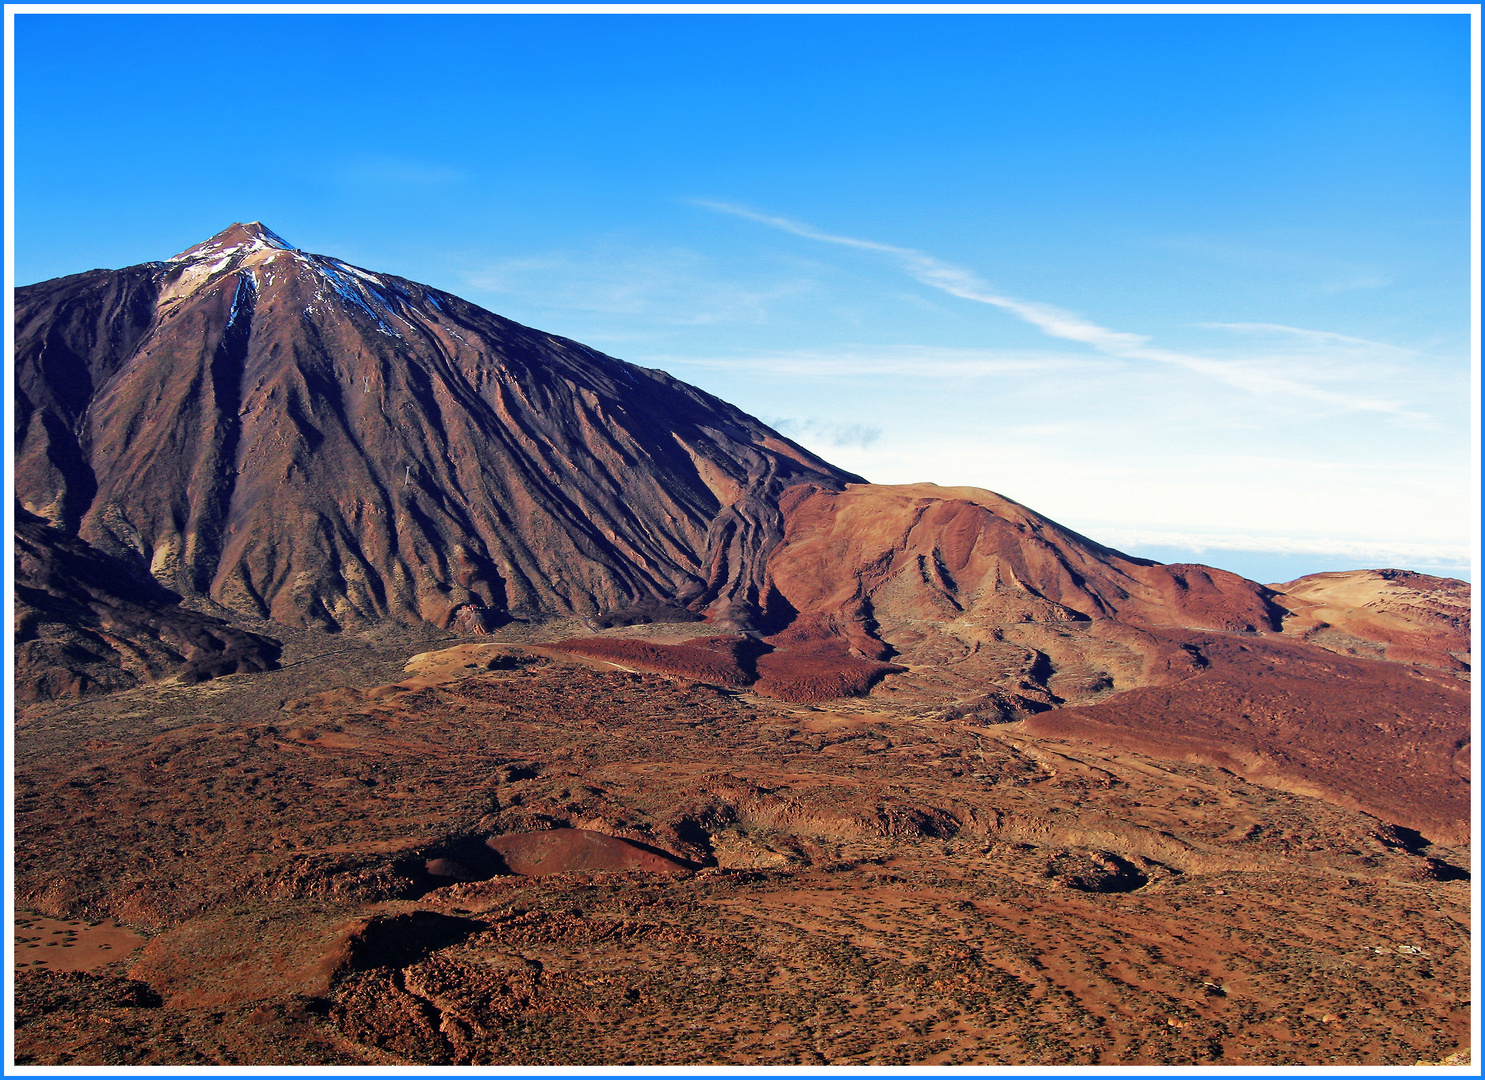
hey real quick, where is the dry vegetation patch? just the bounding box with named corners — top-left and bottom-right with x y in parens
top-left (10, 636), bottom-right (1471, 1066)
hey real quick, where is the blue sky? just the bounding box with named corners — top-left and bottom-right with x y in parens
top-left (10, 10), bottom-right (1476, 583)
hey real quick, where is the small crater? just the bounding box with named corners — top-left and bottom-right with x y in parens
top-left (1043, 850), bottom-right (1148, 893)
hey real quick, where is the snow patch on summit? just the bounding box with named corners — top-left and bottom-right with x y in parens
top-left (156, 224), bottom-right (438, 340)
top-left (310, 257), bottom-right (404, 337)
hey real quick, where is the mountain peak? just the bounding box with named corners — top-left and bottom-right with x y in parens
top-left (171, 221), bottom-right (296, 262)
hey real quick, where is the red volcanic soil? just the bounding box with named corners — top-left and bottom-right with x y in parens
top-left (548, 636), bottom-right (757, 687)
top-left (547, 631), bottom-right (904, 704)
top-left (751, 636), bottom-right (905, 703)
top-left (10, 644), bottom-right (1470, 1066)
top-left (484, 829), bottom-right (693, 876)
top-left (1020, 631), bottom-right (1471, 845)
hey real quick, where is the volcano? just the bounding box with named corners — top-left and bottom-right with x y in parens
top-left (15, 222), bottom-right (856, 642)
top-left (14, 225), bottom-right (1469, 715)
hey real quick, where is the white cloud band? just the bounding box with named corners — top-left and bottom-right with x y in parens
top-left (1092, 527), bottom-right (1472, 569)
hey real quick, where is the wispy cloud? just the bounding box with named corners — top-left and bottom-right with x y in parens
top-left (695, 200), bottom-right (1418, 416)
top-left (653, 345), bottom-right (1107, 379)
top-left (1196, 321), bottom-right (1424, 380)
top-left (1198, 322), bottom-right (1415, 354)
top-left (1156, 235), bottom-right (1392, 295)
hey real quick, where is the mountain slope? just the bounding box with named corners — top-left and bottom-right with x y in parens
top-left (14, 505), bottom-right (281, 701)
top-left (764, 481), bottom-right (1286, 642)
top-left (15, 223), bottom-right (858, 637)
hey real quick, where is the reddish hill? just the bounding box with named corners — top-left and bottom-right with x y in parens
top-left (765, 482), bottom-right (1286, 634)
top-left (1273, 568), bottom-right (1471, 675)
top-left (545, 482), bottom-right (1290, 704)
top-left (750, 482), bottom-right (1286, 704)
